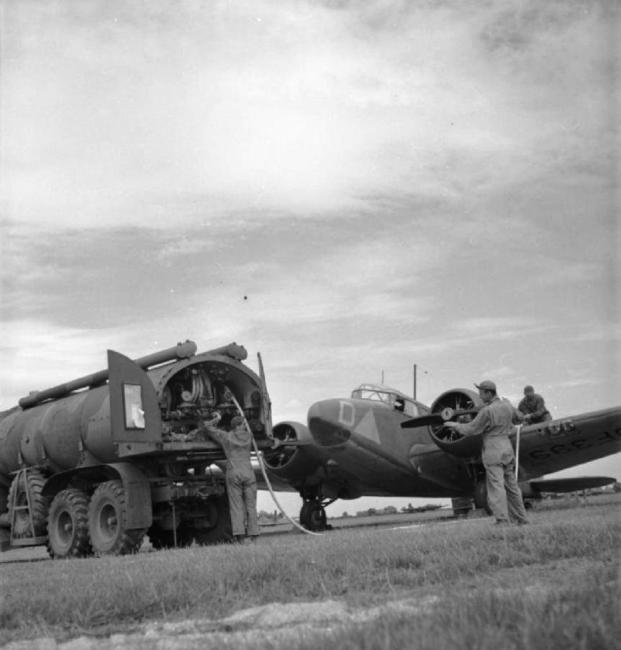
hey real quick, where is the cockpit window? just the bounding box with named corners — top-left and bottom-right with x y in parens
top-left (351, 384), bottom-right (422, 417)
top-left (351, 387), bottom-right (393, 403)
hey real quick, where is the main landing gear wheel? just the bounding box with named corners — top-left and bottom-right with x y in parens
top-left (47, 488), bottom-right (92, 559)
top-left (300, 500), bottom-right (328, 531)
top-left (88, 480), bottom-right (145, 555)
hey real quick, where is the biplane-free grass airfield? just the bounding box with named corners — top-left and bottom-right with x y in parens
top-left (1, 493), bottom-right (619, 650)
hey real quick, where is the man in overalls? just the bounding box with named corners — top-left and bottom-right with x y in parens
top-left (203, 413), bottom-right (260, 543)
top-left (444, 380), bottom-right (529, 525)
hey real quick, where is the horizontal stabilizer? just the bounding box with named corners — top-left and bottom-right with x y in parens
top-left (529, 476), bottom-right (617, 494)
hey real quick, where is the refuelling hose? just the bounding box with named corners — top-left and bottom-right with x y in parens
top-left (514, 424), bottom-right (522, 480)
top-left (227, 392), bottom-right (323, 536)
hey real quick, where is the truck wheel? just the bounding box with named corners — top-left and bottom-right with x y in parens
top-left (193, 496), bottom-right (233, 545)
top-left (8, 469), bottom-right (49, 538)
top-left (47, 488), bottom-right (92, 558)
top-left (88, 480), bottom-right (145, 556)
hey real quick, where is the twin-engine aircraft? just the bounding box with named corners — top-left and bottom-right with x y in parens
top-left (262, 383), bottom-right (621, 529)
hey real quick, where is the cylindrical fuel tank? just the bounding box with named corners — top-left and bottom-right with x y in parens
top-left (0, 386), bottom-right (113, 483)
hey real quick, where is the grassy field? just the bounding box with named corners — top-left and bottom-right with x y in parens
top-left (0, 495), bottom-right (619, 649)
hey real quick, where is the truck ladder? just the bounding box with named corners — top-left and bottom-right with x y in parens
top-left (9, 468), bottom-right (47, 547)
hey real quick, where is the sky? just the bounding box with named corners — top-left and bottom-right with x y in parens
top-left (1, 0), bottom-right (619, 517)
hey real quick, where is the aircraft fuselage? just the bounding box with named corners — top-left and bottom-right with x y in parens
top-left (307, 397), bottom-right (473, 497)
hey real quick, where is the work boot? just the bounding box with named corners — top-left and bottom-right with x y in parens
top-left (233, 535), bottom-right (244, 544)
top-left (249, 535), bottom-right (259, 544)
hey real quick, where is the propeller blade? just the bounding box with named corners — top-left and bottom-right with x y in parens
top-left (400, 408), bottom-right (479, 429)
top-left (400, 414), bottom-right (444, 428)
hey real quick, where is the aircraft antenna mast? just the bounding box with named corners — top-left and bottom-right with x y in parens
top-left (413, 364), bottom-right (417, 399)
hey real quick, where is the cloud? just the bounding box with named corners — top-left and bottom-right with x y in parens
top-left (0, 320), bottom-right (122, 404)
top-left (452, 317), bottom-right (548, 340)
top-left (2, 0), bottom-right (614, 229)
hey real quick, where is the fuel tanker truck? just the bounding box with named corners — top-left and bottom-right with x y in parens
top-left (0, 340), bottom-right (273, 558)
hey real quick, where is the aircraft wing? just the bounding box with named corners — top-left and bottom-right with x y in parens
top-left (512, 407), bottom-right (620, 478)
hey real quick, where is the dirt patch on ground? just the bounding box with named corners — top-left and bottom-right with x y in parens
top-left (3, 595), bottom-right (441, 650)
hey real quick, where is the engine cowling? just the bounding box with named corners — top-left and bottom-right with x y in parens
top-left (262, 421), bottom-right (323, 483)
top-left (428, 389), bottom-right (485, 458)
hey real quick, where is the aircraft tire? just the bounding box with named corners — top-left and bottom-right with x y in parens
top-left (300, 500), bottom-right (327, 531)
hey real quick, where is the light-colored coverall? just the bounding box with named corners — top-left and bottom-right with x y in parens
top-left (205, 424), bottom-right (259, 537)
top-left (451, 397), bottom-right (528, 524)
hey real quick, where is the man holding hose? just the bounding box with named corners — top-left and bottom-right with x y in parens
top-left (203, 412), bottom-right (260, 543)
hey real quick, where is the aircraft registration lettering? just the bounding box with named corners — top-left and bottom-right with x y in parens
top-left (339, 401), bottom-right (355, 427)
top-left (528, 427), bottom-right (621, 460)
top-left (536, 419), bottom-right (576, 438)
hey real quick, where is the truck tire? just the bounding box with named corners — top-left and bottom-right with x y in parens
top-left (8, 469), bottom-right (49, 538)
top-left (47, 488), bottom-right (92, 558)
top-left (88, 480), bottom-right (145, 556)
top-left (193, 495), bottom-right (233, 545)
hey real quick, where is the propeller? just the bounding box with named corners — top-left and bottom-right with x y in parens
top-left (400, 407), bottom-right (478, 429)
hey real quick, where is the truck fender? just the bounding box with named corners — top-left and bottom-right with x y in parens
top-left (42, 462), bottom-right (152, 530)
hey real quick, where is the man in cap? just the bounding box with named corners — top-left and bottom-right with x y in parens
top-left (202, 412), bottom-right (259, 543)
top-left (444, 380), bottom-right (528, 525)
top-left (518, 385), bottom-right (552, 424)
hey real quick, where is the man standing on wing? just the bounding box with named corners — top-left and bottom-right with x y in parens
top-left (444, 380), bottom-right (529, 526)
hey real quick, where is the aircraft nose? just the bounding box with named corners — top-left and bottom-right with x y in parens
top-left (307, 399), bottom-right (351, 447)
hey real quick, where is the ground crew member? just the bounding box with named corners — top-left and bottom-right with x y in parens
top-left (518, 385), bottom-right (552, 424)
top-left (203, 412), bottom-right (259, 543)
top-left (444, 380), bottom-right (528, 526)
